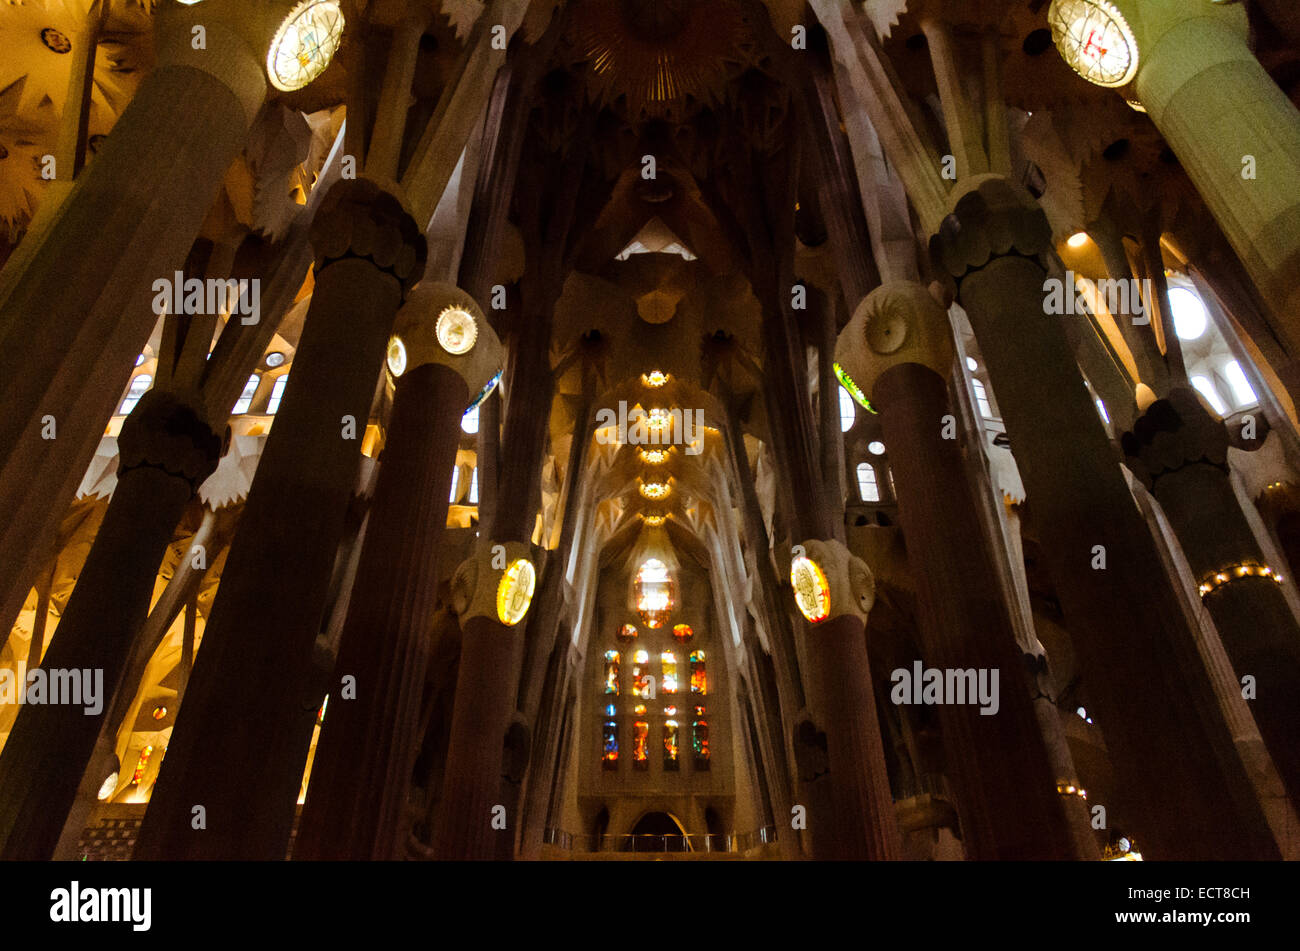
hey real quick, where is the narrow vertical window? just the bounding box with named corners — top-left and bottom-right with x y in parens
top-left (661, 651), bottom-right (678, 694)
top-left (232, 374), bottom-right (260, 414)
top-left (856, 462), bottom-right (879, 502)
top-left (663, 719), bottom-right (679, 770)
top-left (266, 374), bottom-right (289, 414)
top-left (120, 374), bottom-right (152, 415)
top-left (602, 720), bottom-right (618, 769)
top-left (604, 650), bottom-right (620, 695)
top-left (690, 650), bottom-right (707, 695)
top-left (632, 649), bottom-right (651, 698)
top-left (692, 707), bottom-right (709, 768)
top-left (449, 466), bottom-right (460, 504)
top-left (632, 720), bottom-right (649, 769)
top-left (839, 386), bottom-right (856, 432)
top-left (468, 467), bottom-right (478, 504)
top-left (972, 379), bottom-right (994, 419)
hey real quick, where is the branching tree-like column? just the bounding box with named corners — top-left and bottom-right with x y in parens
top-left (836, 280), bottom-right (1096, 860)
top-left (133, 178), bottom-right (426, 860)
top-left (789, 539), bottom-right (902, 860)
top-left (930, 175), bottom-right (1279, 860)
top-left (0, 391), bottom-right (220, 859)
top-left (1124, 388), bottom-right (1300, 811)
top-left (0, 0), bottom-right (273, 643)
top-left (294, 285), bottom-right (502, 860)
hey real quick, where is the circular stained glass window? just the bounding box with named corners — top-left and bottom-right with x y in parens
top-left (267, 1), bottom-right (346, 93)
top-left (1047, 0), bottom-right (1139, 88)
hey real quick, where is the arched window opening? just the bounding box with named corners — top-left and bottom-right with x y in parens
top-left (838, 386), bottom-right (855, 432)
top-left (692, 707), bottom-right (709, 769)
top-left (603, 720), bottom-right (618, 769)
top-left (972, 378), bottom-right (994, 419)
top-left (120, 374), bottom-right (152, 415)
top-left (690, 650), bottom-right (707, 695)
top-left (632, 650), bottom-right (651, 698)
top-left (635, 557), bottom-right (675, 628)
top-left (232, 374), bottom-right (260, 415)
top-left (856, 462), bottom-right (880, 502)
top-left (661, 650), bottom-right (678, 694)
top-left (603, 650), bottom-right (620, 695)
top-left (663, 719), bottom-right (679, 770)
top-left (632, 720), bottom-right (649, 769)
top-left (1191, 375), bottom-right (1227, 417)
top-left (266, 375), bottom-right (289, 414)
top-left (449, 466), bottom-right (460, 504)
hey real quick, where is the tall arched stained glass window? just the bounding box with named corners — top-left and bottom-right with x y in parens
top-left (661, 650), bottom-right (678, 694)
top-left (663, 719), bottom-right (679, 770)
top-left (856, 462), bottom-right (880, 502)
top-left (635, 557), bottom-right (675, 628)
top-left (692, 706), bottom-right (709, 769)
top-left (632, 720), bottom-right (649, 769)
top-left (690, 650), bottom-right (707, 695)
top-left (632, 650), bottom-right (651, 698)
top-left (602, 720), bottom-right (618, 769)
top-left (604, 650), bottom-right (620, 695)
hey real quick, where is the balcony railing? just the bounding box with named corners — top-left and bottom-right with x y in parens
top-left (542, 826), bottom-right (777, 853)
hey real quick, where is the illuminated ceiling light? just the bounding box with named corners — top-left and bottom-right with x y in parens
top-left (1047, 0), bottom-right (1139, 89)
top-left (790, 556), bottom-right (831, 623)
top-left (646, 408), bottom-right (671, 430)
top-left (265, 351), bottom-right (286, 368)
top-left (833, 362), bottom-right (875, 413)
top-left (868, 441), bottom-right (886, 456)
top-left (385, 335), bottom-right (408, 377)
top-left (496, 558), bottom-right (537, 626)
top-left (436, 305), bottom-right (478, 355)
top-left (639, 448), bottom-right (669, 464)
top-left (267, 1), bottom-right (346, 93)
top-left (1125, 99), bottom-right (1146, 113)
top-left (96, 771), bottom-right (119, 801)
top-left (642, 370), bottom-right (668, 387)
top-left (642, 513), bottom-right (666, 526)
top-left (1067, 231), bottom-right (1089, 249)
top-left (640, 482), bottom-right (670, 500)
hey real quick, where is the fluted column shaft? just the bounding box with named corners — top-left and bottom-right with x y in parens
top-left (0, 8), bottom-right (266, 644)
top-left (133, 179), bottom-right (425, 860)
top-left (1125, 391), bottom-right (1300, 810)
top-left (875, 362), bottom-right (1087, 859)
top-left (931, 178), bottom-right (1279, 860)
top-left (0, 392), bottom-right (218, 859)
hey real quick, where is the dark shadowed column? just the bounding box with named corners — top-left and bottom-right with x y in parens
top-left (930, 176), bottom-right (1279, 860)
top-left (0, 391), bottom-right (219, 859)
top-left (837, 280), bottom-right (1094, 859)
top-left (294, 285), bottom-right (502, 859)
top-left (133, 178), bottom-right (425, 860)
top-left (1124, 388), bottom-right (1300, 811)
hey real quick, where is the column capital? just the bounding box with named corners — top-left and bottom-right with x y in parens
top-left (928, 175), bottom-right (1052, 284)
top-left (790, 538), bottom-right (875, 625)
top-left (116, 389), bottom-right (223, 492)
top-left (451, 542), bottom-right (539, 627)
top-left (309, 177), bottom-right (427, 297)
top-left (387, 282), bottom-right (504, 402)
top-left (836, 281), bottom-right (954, 402)
top-left (1121, 386), bottom-right (1229, 491)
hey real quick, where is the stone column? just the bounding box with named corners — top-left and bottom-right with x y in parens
top-left (1075, 1), bottom-right (1300, 337)
top-left (789, 539), bottom-right (901, 860)
top-left (836, 281), bottom-right (1092, 860)
top-left (294, 284), bottom-right (502, 860)
top-left (0, 390), bottom-right (219, 860)
top-left (430, 542), bottom-right (538, 859)
top-left (133, 178), bottom-right (426, 860)
top-left (0, 0), bottom-right (272, 639)
top-left (929, 176), bottom-right (1279, 860)
top-left (1124, 388), bottom-right (1300, 809)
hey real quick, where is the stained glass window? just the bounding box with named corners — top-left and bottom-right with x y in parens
top-left (692, 710), bottom-right (709, 768)
top-left (130, 745), bottom-right (154, 785)
top-left (604, 703), bottom-right (616, 717)
top-left (672, 623), bottom-right (693, 643)
top-left (632, 649), bottom-right (651, 698)
top-left (604, 650), bottom-right (620, 695)
top-left (635, 558), bottom-right (675, 628)
top-left (664, 719), bottom-right (680, 770)
top-left (632, 721), bottom-right (649, 769)
top-left (618, 623), bottom-right (637, 642)
top-left (603, 720), bottom-right (618, 769)
top-left (267, 374), bottom-right (289, 414)
top-left (690, 650), bottom-right (707, 695)
top-left (661, 651), bottom-right (678, 694)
